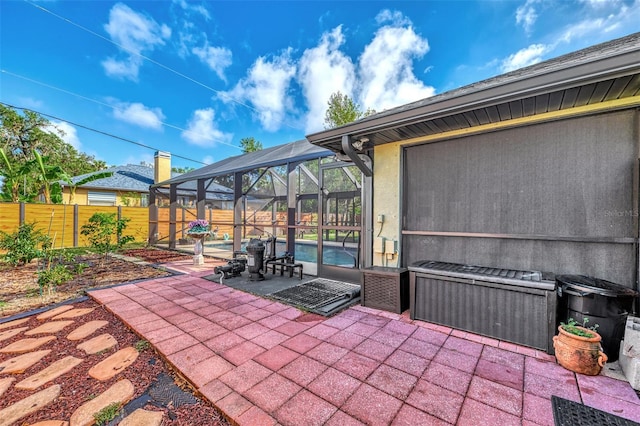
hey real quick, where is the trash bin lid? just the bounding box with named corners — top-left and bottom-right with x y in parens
top-left (556, 275), bottom-right (639, 298)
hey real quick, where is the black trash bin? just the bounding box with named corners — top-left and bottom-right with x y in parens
top-left (556, 275), bottom-right (638, 361)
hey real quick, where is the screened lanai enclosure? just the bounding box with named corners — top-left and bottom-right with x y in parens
top-left (148, 140), bottom-right (371, 282)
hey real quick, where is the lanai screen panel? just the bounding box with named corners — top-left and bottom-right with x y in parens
top-left (403, 110), bottom-right (637, 287)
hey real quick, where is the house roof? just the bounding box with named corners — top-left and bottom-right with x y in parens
top-left (306, 32), bottom-right (640, 152)
top-left (152, 139), bottom-right (332, 188)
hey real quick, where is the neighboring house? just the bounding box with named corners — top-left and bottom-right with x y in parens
top-left (62, 163), bottom-right (164, 206)
top-left (63, 151), bottom-right (235, 207)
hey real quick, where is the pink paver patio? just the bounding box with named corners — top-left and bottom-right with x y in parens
top-left (88, 263), bottom-right (640, 425)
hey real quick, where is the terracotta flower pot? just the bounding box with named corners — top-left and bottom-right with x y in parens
top-left (553, 325), bottom-right (607, 375)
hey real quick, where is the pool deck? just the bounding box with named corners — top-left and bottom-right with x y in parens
top-left (88, 258), bottom-right (640, 425)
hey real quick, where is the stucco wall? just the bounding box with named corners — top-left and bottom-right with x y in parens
top-left (372, 143), bottom-right (402, 267)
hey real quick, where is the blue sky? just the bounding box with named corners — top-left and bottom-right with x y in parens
top-left (1, 0), bottom-right (639, 171)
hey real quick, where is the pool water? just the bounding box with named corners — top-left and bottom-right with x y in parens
top-left (207, 240), bottom-right (358, 267)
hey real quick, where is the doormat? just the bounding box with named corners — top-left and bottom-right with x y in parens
top-left (269, 278), bottom-right (360, 315)
top-left (551, 395), bottom-right (640, 426)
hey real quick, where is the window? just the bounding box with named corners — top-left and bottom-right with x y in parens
top-left (88, 191), bottom-right (116, 206)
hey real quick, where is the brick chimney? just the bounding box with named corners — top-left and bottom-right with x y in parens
top-left (154, 151), bottom-right (171, 184)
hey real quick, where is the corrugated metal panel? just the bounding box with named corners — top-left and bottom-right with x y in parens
top-left (509, 100), bottom-right (523, 118)
top-left (547, 91), bottom-right (564, 111)
top-left (560, 87), bottom-right (580, 108)
top-left (620, 74), bottom-right (640, 97)
top-left (485, 105), bottom-right (500, 122)
top-left (474, 108), bottom-right (491, 125)
top-left (590, 80), bottom-right (614, 103)
top-left (497, 103), bottom-right (511, 120)
top-left (412, 273), bottom-right (556, 352)
top-left (535, 94), bottom-right (549, 114)
top-left (575, 83), bottom-right (596, 106)
top-left (604, 75), bottom-right (633, 100)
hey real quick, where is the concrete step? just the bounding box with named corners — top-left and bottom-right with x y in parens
top-left (88, 347), bottom-right (139, 381)
top-left (0, 349), bottom-right (51, 374)
top-left (0, 384), bottom-right (61, 426)
top-left (119, 408), bottom-right (164, 426)
top-left (15, 356), bottom-right (83, 391)
top-left (51, 308), bottom-right (94, 320)
top-left (67, 320), bottom-right (109, 341)
top-left (25, 321), bottom-right (74, 336)
top-left (0, 327), bottom-right (28, 343)
top-left (0, 336), bottom-right (56, 354)
top-left (76, 333), bottom-right (117, 355)
top-left (69, 379), bottom-right (134, 426)
top-left (37, 305), bottom-right (74, 320)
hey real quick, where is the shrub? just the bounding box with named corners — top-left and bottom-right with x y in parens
top-left (37, 263), bottom-right (73, 295)
top-left (80, 213), bottom-right (135, 263)
top-left (0, 222), bottom-right (50, 266)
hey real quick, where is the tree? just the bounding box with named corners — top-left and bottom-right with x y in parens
top-left (323, 91), bottom-right (375, 129)
top-left (26, 150), bottom-right (71, 204)
top-left (240, 136), bottom-right (263, 153)
top-left (0, 105), bottom-right (107, 201)
top-left (0, 147), bottom-right (25, 202)
top-left (172, 166), bottom-right (195, 173)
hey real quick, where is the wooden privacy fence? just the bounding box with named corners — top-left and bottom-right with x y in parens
top-left (0, 203), bottom-right (149, 249)
top-left (0, 202), bottom-right (322, 248)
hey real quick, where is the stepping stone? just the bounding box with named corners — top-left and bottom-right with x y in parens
top-left (52, 308), bottom-right (94, 320)
top-left (69, 379), bottom-right (134, 426)
top-left (37, 305), bottom-right (74, 320)
top-left (0, 377), bottom-right (15, 398)
top-left (0, 384), bottom-right (61, 426)
top-left (25, 321), bottom-right (74, 336)
top-left (0, 336), bottom-right (56, 354)
top-left (30, 421), bottom-right (69, 426)
top-left (0, 317), bottom-right (30, 331)
top-left (67, 320), bottom-right (109, 341)
top-left (0, 327), bottom-right (29, 343)
top-left (0, 350), bottom-right (51, 374)
top-left (15, 356), bottom-right (83, 391)
top-left (119, 408), bottom-right (163, 426)
top-left (88, 347), bottom-right (139, 381)
top-left (76, 333), bottom-right (117, 355)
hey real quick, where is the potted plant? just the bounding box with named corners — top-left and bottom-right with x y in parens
top-left (186, 220), bottom-right (210, 265)
top-left (187, 219), bottom-right (210, 235)
top-left (553, 318), bottom-right (608, 375)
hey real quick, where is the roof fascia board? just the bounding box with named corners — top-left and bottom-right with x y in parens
top-left (306, 50), bottom-right (640, 145)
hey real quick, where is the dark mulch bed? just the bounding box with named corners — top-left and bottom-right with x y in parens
top-left (122, 248), bottom-right (193, 264)
top-left (0, 299), bottom-right (230, 425)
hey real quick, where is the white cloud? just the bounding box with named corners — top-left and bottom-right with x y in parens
top-left (298, 26), bottom-right (356, 133)
top-left (102, 3), bottom-right (171, 81)
top-left (222, 50), bottom-right (297, 132)
top-left (358, 16), bottom-right (435, 112)
top-left (17, 97), bottom-right (43, 109)
top-left (192, 43), bottom-right (233, 82)
top-left (375, 9), bottom-right (412, 26)
top-left (47, 121), bottom-right (81, 150)
top-left (123, 153), bottom-right (154, 167)
top-left (112, 102), bottom-right (165, 130)
top-left (202, 155), bottom-right (214, 165)
top-left (172, 0), bottom-right (211, 20)
top-left (181, 108), bottom-right (233, 147)
top-left (516, 0), bottom-right (539, 34)
top-left (500, 43), bottom-right (551, 72)
top-left (558, 0), bottom-right (639, 43)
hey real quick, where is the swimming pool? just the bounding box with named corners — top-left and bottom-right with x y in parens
top-left (206, 240), bottom-right (358, 267)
